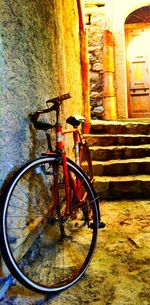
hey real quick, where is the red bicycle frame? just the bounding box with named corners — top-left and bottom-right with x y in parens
top-left (52, 117), bottom-right (93, 217)
top-left (30, 93), bottom-right (94, 219)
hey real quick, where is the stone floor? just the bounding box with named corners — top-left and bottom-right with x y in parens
top-left (0, 200), bottom-right (150, 305)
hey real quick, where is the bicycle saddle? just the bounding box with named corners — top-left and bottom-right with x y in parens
top-left (66, 115), bottom-right (85, 128)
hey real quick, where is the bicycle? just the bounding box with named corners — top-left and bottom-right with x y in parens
top-left (0, 93), bottom-right (104, 294)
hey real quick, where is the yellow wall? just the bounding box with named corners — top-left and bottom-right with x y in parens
top-left (0, 0), bottom-right (83, 189)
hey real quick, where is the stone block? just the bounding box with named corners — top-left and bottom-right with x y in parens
top-left (90, 71), bottom-right (100, 81)
top-left (92, 63), bottom-right (103, 71)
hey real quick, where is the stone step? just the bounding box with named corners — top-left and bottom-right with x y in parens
top-left (91, 120), bottom-right (150, 135)
top-left (94, 175), bottom-right (150, 199)
top-left (90, 144), bottom-right (150, 161)
top-left (88, 120), bottom-right (150, 199)
top-left (84, 134), bottom-right (150, 146)
top-left (88, 157), bottom-right (150, 176)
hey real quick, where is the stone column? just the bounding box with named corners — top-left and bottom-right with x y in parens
top-left (103, 30), bottom-right (117, 120)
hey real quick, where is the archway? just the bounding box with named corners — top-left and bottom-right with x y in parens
top-left (125, 6), bottom-right (150, 118)
top-left (110, 0), bottom-right (150, 119)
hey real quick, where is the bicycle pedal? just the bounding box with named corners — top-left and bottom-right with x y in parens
top-left (99, 221), bottom-right (106, 229)
top-left (88, 222), bottom-right (94, 229)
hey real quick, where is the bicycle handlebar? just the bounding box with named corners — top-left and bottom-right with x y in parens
top-left (46, 92), bottom-right (72, 105)
top-left (31, 92), bottom-right (72, 116)
top-left (46, 92), bottom-right (72, 112)
top-left (30, 92), bottom-right (72, 130)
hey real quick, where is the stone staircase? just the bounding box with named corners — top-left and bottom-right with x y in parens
top-left (84, 120), bottom-right (150, 199)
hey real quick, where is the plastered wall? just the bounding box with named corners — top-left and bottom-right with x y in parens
top-left (0, 0), bottom-right (83, 188)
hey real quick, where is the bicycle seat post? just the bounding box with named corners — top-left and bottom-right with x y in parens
top-left (56, 108), bottom-right (64, 152)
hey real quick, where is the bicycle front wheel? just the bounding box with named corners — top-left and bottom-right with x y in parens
top-left (0, 155), bottom-right (99, 293)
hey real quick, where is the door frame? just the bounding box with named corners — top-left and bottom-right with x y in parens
top-left (125, 22), bottom-right (150, 118)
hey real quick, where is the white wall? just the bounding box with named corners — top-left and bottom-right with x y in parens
top-left (105, 0), bottom-right (150, 118)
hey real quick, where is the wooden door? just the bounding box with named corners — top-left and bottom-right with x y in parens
top-left (125, 24), bottom-right (150, 118)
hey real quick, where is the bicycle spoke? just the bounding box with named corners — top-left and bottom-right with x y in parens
top-left (1, 157), bottom-right (98, 293)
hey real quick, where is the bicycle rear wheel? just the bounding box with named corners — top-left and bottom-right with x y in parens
top-left (0, 155), bottom-right (99, 293)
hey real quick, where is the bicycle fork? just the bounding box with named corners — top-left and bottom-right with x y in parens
top-left (51, 122), bottom-right (74, 238)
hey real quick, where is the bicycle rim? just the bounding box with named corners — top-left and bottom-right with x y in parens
top-left (0, 156), bottom-right (98, 293)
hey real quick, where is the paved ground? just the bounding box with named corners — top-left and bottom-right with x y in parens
top-left (0, 200), bottom-right (150, 305)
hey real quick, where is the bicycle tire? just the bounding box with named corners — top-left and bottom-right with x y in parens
top-left (0, 155), bottom-right (99, 293)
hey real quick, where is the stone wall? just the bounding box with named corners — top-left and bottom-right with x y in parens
top-left (85, 5), bottom-right (109, 118)
top-left (0, 0), bottom-right (83, 188)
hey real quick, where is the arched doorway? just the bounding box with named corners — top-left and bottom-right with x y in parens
top-left (125, 6), bottom-right (150, 118)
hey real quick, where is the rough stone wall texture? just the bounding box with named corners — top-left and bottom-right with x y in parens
top-left (85, 6), bottom-right (109, 118)
top-left (0, 0), bottom-right (83, 188)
